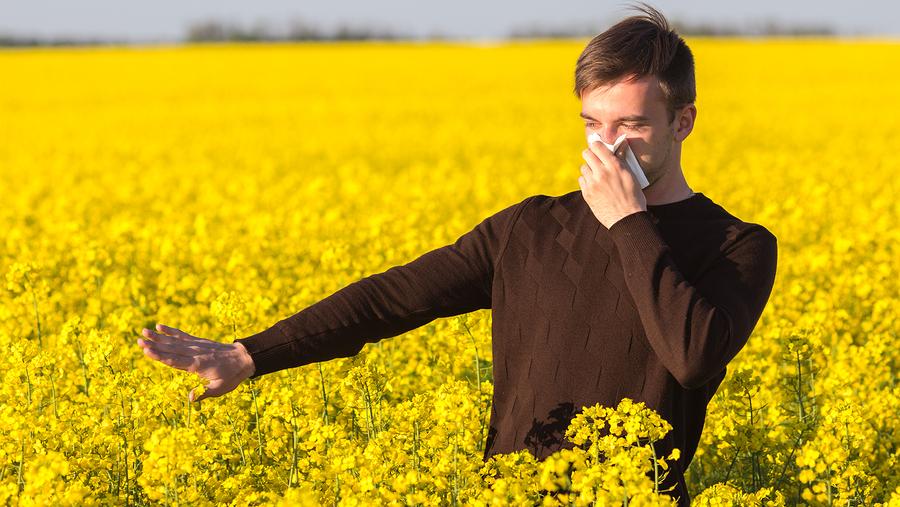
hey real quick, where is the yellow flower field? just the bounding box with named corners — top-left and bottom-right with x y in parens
top-left (2, 38), bottom-right (900, 505)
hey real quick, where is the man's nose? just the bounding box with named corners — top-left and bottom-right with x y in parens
top-left (596, 127), bottom-right (621, 145)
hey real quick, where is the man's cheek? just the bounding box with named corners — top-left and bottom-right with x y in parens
top-left (634, 137), bottom-right (660, 167)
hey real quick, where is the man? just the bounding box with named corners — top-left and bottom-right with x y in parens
top-left (137, 3), bottom-right (778, 505)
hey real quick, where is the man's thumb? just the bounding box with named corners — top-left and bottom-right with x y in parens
top-left (189, 385), bottom-right (208, 403)
top-left (189, 379), bottom-right (229, 403)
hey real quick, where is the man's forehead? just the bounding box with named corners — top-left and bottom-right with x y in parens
top-left (580, 97), bottom-right (657, 120)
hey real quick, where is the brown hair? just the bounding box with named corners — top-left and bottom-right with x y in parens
top-left (574, 2), bottom-right (696, 124)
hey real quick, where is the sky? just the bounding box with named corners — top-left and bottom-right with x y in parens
top-left (1, 0), bottom-right (898, 42)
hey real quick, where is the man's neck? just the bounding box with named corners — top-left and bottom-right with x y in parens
top-left (643, 166), bottom-right (694, 206)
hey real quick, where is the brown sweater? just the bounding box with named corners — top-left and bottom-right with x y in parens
top-left (234, 190), bottom-right (778, 506)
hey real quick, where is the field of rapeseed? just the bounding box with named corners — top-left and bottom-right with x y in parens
top-left (2, 38), bottom-right (900, 505)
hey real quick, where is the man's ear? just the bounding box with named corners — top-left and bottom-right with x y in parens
top-left (675, 104), bottom-right (696, 142)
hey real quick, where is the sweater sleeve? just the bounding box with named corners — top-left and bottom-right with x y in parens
top-left (233, 195), bottom-right (534, 379)
top-left (607, 210), bottom-right (778, 390)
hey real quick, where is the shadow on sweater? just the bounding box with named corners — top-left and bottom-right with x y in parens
top-left (525, 402), bottom-right (576, 458)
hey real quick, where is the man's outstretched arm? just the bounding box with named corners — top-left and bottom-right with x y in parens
top-left (237, 195), bottom-right (533, 378)
top-left (136, 195), bottom-right (534, 400)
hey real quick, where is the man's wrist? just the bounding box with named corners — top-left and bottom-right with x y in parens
top-left (233, 341), bottom-right (256, 379)
top-left (232, 323), bottom-right (294, 378)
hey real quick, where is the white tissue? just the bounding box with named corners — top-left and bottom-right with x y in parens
top-left (586, 132), bottom-right (650, 189)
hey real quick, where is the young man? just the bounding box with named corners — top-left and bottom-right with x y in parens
top-left (137, 4), bottom-right (777, 504)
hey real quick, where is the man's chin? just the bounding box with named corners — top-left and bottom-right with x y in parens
top-left (643, 171), bottom-right (661, 189)
top-left (648, 164), bottom-right (671, 186)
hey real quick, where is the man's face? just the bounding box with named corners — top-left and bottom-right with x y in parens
top-left (580, 74), bottom-right (682, 187)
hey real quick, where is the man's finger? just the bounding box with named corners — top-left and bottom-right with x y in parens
top-left (142, 346), bottom-right (197, 372)
top-left (580, 163), bottom-right (593, 180)
top-left (139, 338), bottom-right (202, 357)
top-left (587, 142), bottom-right (620, 174)
top-left (142, 329), bottom-right (228, 351)
top-left (156, 323), bottom-right (193, 340)
top-left (142, 327), bottom-right (228, 349)
top-left (588, 141), bottom-right (614, 166)
top-left (591, 140), bottom-right (628, 167)
top-left (142, 328), bottom-right (176, 344)
top-left (582, 147), bottom-right (603, 176)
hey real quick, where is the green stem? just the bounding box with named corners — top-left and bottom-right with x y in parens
top-left (96, 276), bottom-right (104, 330)
top-left (122, 395), bottom-right (130, 506)
top-left (16, 437), bottom-right (24, 494)
top-left (318, 362), bottom-right (329, 425)
top-left (49, 368), bottom-right (59, 418)
top-left (250, 382), bottom-right (264, 463)
top-left (23, 273), bottom-right (42, 348)
top-left (289, 401), bottom-right (299, 487)
top-left (745, 382), bottom-right (759, 490)
top-left (413, 420), bottom-right (420, 490)
top-left (75, 342), bottom-right (90, 396)
top-left (463, 321), bottom-right (487, 446)
top-left (24, 364), bottom-right (33, 405)
top-left (227, 414), bottom-right (246, 467)
top-left (796, 348), bottom-right (806, 421)
top-left (723, 441), bottom-right (742, 484)
top-left (334, 473), bottom-right (341, 505)
top-left (362, 382), bottom-right (375, 441)
top-left (453, 429), bottom-right (459, 506)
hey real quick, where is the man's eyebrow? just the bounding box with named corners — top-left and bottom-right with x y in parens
top-left (579, 112), bottom-right (650, 122)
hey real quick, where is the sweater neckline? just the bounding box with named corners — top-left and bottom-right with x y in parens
top-left (645, 192), bottom-right (706, 218)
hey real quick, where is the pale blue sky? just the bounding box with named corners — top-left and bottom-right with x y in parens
top-left (1, 0), bottom-right (897, 42)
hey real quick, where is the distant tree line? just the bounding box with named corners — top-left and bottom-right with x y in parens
top-left (187, 16), bottom-right (838, 41)
top-left (0, 15), bottom-right (840, 47)
top-left (672, 18), bottom-right (837, 36)
top-left (184, 18), bottom-right (418, 42)
top-left (0, 34), bottom-right (124, 47)
top-left (507, 17), bottom-right (837, 38)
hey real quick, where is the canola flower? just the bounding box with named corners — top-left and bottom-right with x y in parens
top-left (1, 38), bottom-right (900, 505)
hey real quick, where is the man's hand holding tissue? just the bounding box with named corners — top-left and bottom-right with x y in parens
top-left (579, 138), bottom-right (647, 229)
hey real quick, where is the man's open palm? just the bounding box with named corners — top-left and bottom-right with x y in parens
top-left (137, 323), bottom-right (256, 403)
